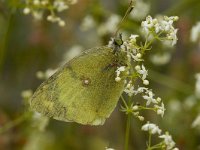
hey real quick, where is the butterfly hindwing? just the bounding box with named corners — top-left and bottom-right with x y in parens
top-left (31, 46), bottom-right (125, 125)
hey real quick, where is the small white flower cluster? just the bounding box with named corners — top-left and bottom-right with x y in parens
top-left (141, 16), bottom-right (179, 46)
top-left (36, 69), bottom-right (57, 80)
top-left (190, 21), bottom-right (200, 42)
top-left (159, 132), bottom-right (178, 150)
top-left (113, 33), bottom-right (167, 118)
top-left (135, 65), bottom-right (148, 85)
top-left (142, 122), bottom-right (178, 150)
top-left (23, 0), bottom-right (77, 26)
top-left (121, 35), bottom-right (143, 62)
top-left (141, 121), bottom-right (161, 134)
top-left (124, 82), bottom-right (165, 117)
top-left (115, 66), bottom-right (126, 82)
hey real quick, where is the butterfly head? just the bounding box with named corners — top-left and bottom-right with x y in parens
top-left (109, 33), bottom-right (123, 54)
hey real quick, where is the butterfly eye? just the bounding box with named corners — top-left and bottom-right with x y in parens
top-left (114, 33), bottom-right (123, 46)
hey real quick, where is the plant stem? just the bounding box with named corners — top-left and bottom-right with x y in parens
top-left (124, 113), bottom-right (131, 150)
top-left (0, 9), bottom-right (15, 74)
top-left (0, 112), bottom-right (31, 134)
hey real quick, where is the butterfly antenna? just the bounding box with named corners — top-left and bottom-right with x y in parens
top-left (114, 0), bottom-right (135, 37)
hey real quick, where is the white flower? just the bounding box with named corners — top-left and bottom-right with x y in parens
top-left (45, 69), bottom-right (57, 78)
top-left (143, 79), bottom-right (149, 85)
top-left (138, 116), bottom-right (144, 121)
top-left (21, 90), bottom-right (33, 99)
top-left (130, 53), bottom-right (143, 61)
top-left (195, 73), bottom-right (200, 98)
top-left (115, 66), bottom-right (126, 82)
top-left (32, 11), bottom-right (43, 20)
top-left (132, 105), bottom-right (139, 110)
top-left (63, 45), bottom-right (83, 63)
top-left (124, 85), bottom-right (135, 96)
top-left (167, 29), bottom-right (178, 46)
top-left (150, 53), bottom-right (171, 65)
top-left (23, 8), bottom-right (31, 14)
top-left (141, 122), bottom-right (162, 135)
top-left (136, 65), bottom-right (148, 80)
top-left (33, 0), bottom-right (40, 5)
top-left (58, 20), bottom-right (66, 27)
top-left (105, 148), bottom-right (115, 150)
top-left (36, 71), bottom-right (45, 79)
top-left (115, 77), bottom-right (121, 82)
top-left (192, 114), bottom-right (200, 128)
top-left (159, 132), bottom-right (176, 150)
top-left (32, 112), bottom-right (49, 132)
top-left (190, 21), bottom-right (200, 42)
top-left (54, 1), bottom-right (69, 12)
top-left (130, 0), bottom-right (150, 21)
top-left (23, 0), bottom-right (77, 26)
top-left (155, 102), bottom-right (165, 117)
top-left (129, 34), bottom-right (139, 43)
top-left (141, 16), bottom-right (155, 34)
top-left (135, 65), bottom-right (141, 71)
top-left (141, 15), bottom-right (178, 46)
top-left (36, 69), bottom-right (57, 80)
top-left (80, 15), bottom-right (96, 31)
top-left (98, 15), bottom-right (120, 35)
top-left (69, 0), bottom-right (78, 4)
top-left (143, 91), bottom-right (157, 105)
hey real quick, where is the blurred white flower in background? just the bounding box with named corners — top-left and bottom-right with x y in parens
top-left (80, 15), bottom-right (96, 31)
top-left (190, 21), bottom-right (200, 42)
top-left (63, 45), bottom-right (83, 62)
top-left (192, 114), bottom-right (200, 128)
top-left (195, 73), bottom-right (200, 98)
top-left (98, 14), bottom-right (121, 35)
top-left (130, 0), bottom-right (150, 21)
top-left (54, 1), bottom-right (69, 12)
top-left (168, 99), bottom-right (181, 113)
top-left (36, 69), bottom-right (57, 80)
top-left (32, 112), bottom-right (49, 132)
top-left (150, 53), bottom-right (171, 65)
top-left (141, 15), bottom-right (178, 46)
top-left (105, 148), bottom-right (115, 150)
top-left (183, 96), bottom-right (197, 110)
top-left (23, 0), bottom-right (78, 26)
top-left (21, 90), bottom-right (33, 99)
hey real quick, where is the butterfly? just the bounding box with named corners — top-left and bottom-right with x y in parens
top-left (30, 35), bottom-right (128, 125)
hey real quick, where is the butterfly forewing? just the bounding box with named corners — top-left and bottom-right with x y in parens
top-left (31, 46), bottom-right (125, 125)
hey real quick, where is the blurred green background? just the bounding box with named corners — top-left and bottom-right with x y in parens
top-left (1, 0), bottom-right (200, 149)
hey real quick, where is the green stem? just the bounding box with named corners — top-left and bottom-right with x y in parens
top-left (0, 112), bottom-right (31, 134)
top-left (0, 9), bottom-right (15, 74)
top-left (124, 113), bottom-right (131, 150)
